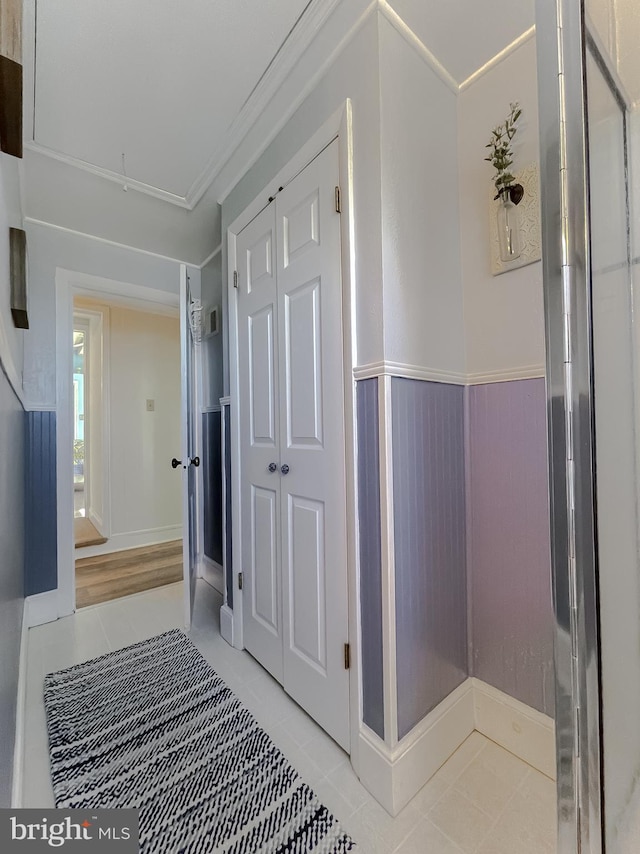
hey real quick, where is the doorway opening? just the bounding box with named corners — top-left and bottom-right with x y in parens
top-left (72, 312), bottom-right (107, 549)
top-left (70, 292), bottom-right (184, 609)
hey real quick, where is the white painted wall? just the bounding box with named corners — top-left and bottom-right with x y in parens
top-left (75, 300), bottom-right (182, 551)
top-left (386, 0), bottom-right (534, 86)
top-left (109, 306), bottom-right (182, 546)
top-left (457, 36), bottom-right (545, 378)
top-left (379, 16), bottom-right (464, 374)
top-left (22, 221), bottom-right (193, 408)
top-left (0, 152), bottom-right (25, 386)
top-left (24, 149), bottom-right (221, 265)
top-left (201, 252), bottom-right (224, 409)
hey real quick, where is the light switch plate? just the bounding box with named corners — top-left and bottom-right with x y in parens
top-left (146, 399), bottom-right (155, 411)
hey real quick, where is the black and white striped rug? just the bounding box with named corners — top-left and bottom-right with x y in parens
top-left (44, 629), bottom-right (356, 853)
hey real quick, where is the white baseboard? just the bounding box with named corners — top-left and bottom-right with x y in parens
top-left (220, 604), bottom-right (234, 647)
top-left (11, 600), bottom-right (29, 807)
top-left (357, 677), bottom-right (556, 816)
top-left (87, 509), bottom-right (105, 535)
top-left (24, 590), bottom-right (59, 628)
top-left (471, 677), bottom-right (556, 780)
top-left (75, 524), bottom-right (183, 558)
top-left (358, 679), bottom-right (475, 816)
top-left (202, 556), bottom-right (224, 595)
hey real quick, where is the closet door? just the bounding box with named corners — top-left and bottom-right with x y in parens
top-left (276, 139), bottom-right (350, 750)
top-left (237, 204), bottom-right (283, 682)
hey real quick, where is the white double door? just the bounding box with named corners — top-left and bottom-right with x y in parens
top-left (236, 140), bottom-right (350, 751)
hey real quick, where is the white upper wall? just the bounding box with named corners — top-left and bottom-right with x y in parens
top-left (23, 149), bottom-right (221, 265)
top-left (387, 0), bottom-right (534, 85)
top-left (108, 305), bottom-right (182, 541)
top-left (75, 298), bottom-right (182, 544)
top-left (201, 251), bottom-right (224, 409)
top-left (458, 36), bottom-right (545, 378)
top-left (0, 153), bottom-right (25, 390)
top-left (379, 15), bottom-right (464, 374)
top-left (22, 221), bottom-right (193, 408)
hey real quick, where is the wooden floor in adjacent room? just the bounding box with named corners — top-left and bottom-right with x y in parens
top-left (75, 540), bottom-right (183, 608)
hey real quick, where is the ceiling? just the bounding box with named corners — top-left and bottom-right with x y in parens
top-left (32, 0), bottom-right (311, 201)
top-left (23, 0), bottom-right (537, 264)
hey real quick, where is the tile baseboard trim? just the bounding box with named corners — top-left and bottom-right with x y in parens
top-left (24, 590), bottom-right (59, 628)
top-left (11, 599), bottom-right (29, 807)
top-left (358, 679), bottom-right (475, 816)
top-left (220, 603), bottom-right (235, 647)
top-left (471, 677), bottom-right (556, 780)
top-left (358, 677), bottom-right (556, 815)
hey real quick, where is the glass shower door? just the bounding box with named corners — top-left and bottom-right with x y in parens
top-left (537, 0), bottom-right (640, 850)
top-left (586, 40), bottom-right (640, 852)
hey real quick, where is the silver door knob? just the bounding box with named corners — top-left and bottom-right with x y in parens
top-left (268, 463), bottom-right (277, 473)
top-left (281, 464), bottom-right (290, 475)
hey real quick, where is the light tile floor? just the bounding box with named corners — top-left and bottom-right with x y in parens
top-left (23, 581), bottom-right (557, 853)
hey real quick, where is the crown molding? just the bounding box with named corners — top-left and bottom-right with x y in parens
top-left (24, 141), bottom-right (191, 208)
top-left (184, 0), bottom-right (343, 208)
top-left (378, 0), bottom-right (458, 95)
top-left (215, 3), bottom-right (376, 205)
top-left (459, 26), bottom-right (536, 92)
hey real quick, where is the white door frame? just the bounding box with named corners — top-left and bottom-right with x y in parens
top-left (55, 268), bottom-right (184, 618)
top-left (226, 100), bottom-right (362, 768)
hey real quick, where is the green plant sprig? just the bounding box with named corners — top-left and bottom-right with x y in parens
top-left (485, 103), bottom-right (522, 193)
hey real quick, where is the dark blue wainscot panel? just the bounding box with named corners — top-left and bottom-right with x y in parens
top-left (392, 378), bottom-right (468, 740)
top-left (202, 410), bottom-right (223, 566)
top-left (356, 378), bottom-right (385, 740)
top-left (25, 410), bottom-right (57, 596)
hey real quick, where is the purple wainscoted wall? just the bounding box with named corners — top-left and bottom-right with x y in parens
top-left (392, 378), bottom-right (468, 740)
top-left (466, 378), bottom-right (554, 717)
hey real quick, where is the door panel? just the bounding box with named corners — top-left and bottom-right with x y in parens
top-left (288, 494), bottom-right (327, 671)
top-left (277, 139), bottom-right (350, 750)
top-left (282, 190), bottom-right (320, 267)
top-left (249, 307), bottom-right (277, 445)
top-left (285, 278), bottom-right (323, 448)
top-left (251, 485), bottom-right (279, 633)
top-left (238, 207), bottom-right (284, 683)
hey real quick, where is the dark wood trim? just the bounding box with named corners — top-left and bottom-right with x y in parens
top-left (0, 55), bottom-right (22, 158)
top-left (10, 227), bottom-right (28, 328)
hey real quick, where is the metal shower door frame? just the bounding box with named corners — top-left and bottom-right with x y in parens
top-left (536, 0), bottom-right (604, 851)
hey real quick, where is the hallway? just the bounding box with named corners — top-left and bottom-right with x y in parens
top-left (21, 581), bottom-right (556, 853)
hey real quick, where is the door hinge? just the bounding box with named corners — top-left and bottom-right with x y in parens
top-left (335, 186), bottom-right (341, 214)
top-left (344, 643), bottom-right (350, 670)
top-left (238, 572), bottom-right (243, 591)
top-left (233, 270), bottom-right (238, 289)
